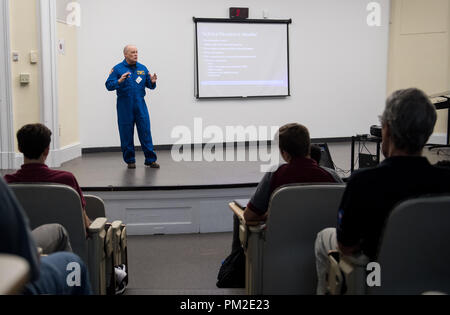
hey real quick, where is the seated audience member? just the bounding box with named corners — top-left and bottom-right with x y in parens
top-left (314, 88), bottom-right (450, 294)
top-left (0, 177), bottom-right (91, 295)
top-left (4, 124), bottom-right (91, 232)
top-left (231, 123), bottom-right (337, 252)
top-left (310, 144), bottom-right (343, 183)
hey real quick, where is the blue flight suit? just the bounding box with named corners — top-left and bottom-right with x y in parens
top-left (105, 59), bottom-right (157, 165)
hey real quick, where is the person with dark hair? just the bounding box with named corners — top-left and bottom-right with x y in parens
top-left (230, 123), bottom-right (337, 253)
top-left (16, 123), bottom-right (52, 160)
top-left (310, 145), bottom-right (343, 183)
top-left (0, 177), bottom-right (91, 295)
top-left (314, 88), bottom-right (450, 294)
top-left (243, 123), bottom-right (337, 222)
top-left (4, 124), bottom-right (92, 235)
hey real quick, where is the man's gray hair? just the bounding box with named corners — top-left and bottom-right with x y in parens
top-left (381, 88), bottom-right (437, 154)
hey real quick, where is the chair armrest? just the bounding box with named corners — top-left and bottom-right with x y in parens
top-left (87, 217), bottom-right (108, 295)
top-left (88, 217), bottom-right (108, 234)
top-left (111, 221), bottom-right (123, 266)
top-left (229, 202), bottom-right (245, 221)
top-left (229, 203), bottom-right (266, 295)
top-left (111, 220), bottom-right (122, 230)
top-left (327, 250), bottom-right (370, 295)
top-left (327, 250), bottom-right (343, 295)
top-left (229, 202), bottom-right (265, 226)
top-left (229, 202), bottom-right (266, 247)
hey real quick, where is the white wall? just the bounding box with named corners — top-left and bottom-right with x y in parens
top-left (78, 0), bottom-right (390, 148)
top-left (57, 20), bottom-right (80, 147)
top-left (9, 0), bottom-right (41, 141)
top-left (387, 0), bottom-right (449, 143)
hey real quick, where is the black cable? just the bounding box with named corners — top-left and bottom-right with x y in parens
top-left (362, 142), bottom-right (373, 155)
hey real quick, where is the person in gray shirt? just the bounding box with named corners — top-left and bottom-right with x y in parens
top-left (310, 144), bottom-right (343, 183)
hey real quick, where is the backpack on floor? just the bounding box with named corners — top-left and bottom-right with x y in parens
top-left (216, 247), bottom-right (245, 288)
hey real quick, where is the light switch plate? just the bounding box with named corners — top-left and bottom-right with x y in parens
top-left (30, 51), bottom-right (38, 64)
top-left (20, 73), bottom-right (31, 84)
top-left (12, 51), bottom-right (19, 62)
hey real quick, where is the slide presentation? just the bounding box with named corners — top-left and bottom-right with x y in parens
top-left (195, 21), bottom-right (290, 98)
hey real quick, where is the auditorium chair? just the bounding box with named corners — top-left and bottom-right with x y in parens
top-left (9, 183), bottom-right (107, 295)
top-left (327, 195), bottom-right (450, 295)
top-left (0, 254), bottom-right (30, 295)
top-left (85, 195), bottom-right (129, 294)
top-left (230, 183), bottom-right (346, 295)
top-left (85, 195), bottom-right (107, 222)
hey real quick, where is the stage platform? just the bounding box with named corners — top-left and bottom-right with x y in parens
top-left (61, 148), bottom-right (266, 235)
top-left (60, 150), bottom-right (263, 192)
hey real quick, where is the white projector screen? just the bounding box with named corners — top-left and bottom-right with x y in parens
top-left (195, 19), bottom-right (290, 99)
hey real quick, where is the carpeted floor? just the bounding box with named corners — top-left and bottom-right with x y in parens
top-left (125, 232), bottom-right (245, 295)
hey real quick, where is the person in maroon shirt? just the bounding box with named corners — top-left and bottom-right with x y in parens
top-left (243, 123), bottom-right (337, 222)
top-left (4, 124), bottom-right (91, 233)
top-left (230, 123), bottom-right (337, 253)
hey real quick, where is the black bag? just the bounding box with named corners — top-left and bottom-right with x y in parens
top-left (216, 247), bottom-right (245, 288)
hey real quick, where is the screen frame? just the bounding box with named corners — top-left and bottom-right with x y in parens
top-left (193, 17), bottom-right (292, 100)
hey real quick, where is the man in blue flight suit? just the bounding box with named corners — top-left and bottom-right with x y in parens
top-left (105, 45), bottom-right (160, 169)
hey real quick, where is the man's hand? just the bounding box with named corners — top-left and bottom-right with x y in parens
top-left (243, 207), bottom-right (267, 223)
top-left (150, 73), bottom-right (158, 84)
top-left (118, 72), bottom-right (131, 84)
top-left (338, 241), bottom-right (361, 256)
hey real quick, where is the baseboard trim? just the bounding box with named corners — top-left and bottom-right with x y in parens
top-left (81, 138), bottom-right (352, 154)
top-left (59, 142), bottom-right (82, 165)
top-left (12, 142), bottom-right (81, 169)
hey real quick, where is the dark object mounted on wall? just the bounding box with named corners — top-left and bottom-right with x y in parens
top-left (230, 8), bottom-right (249, 19)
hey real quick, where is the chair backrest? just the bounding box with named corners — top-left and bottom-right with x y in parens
top-left (369, 195), bottom-right (450, 295)
top-left (262, 183), bottom-right (346, 294)
top-left (9, 184), bottom-right (88, 264)
top-left (85, 195), bottom-right (106, 220)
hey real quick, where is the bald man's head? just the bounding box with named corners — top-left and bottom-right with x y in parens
top-left (123, 45), bottom-right (138, 65)
top-left (123, 45), bottom-right (136, 54)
